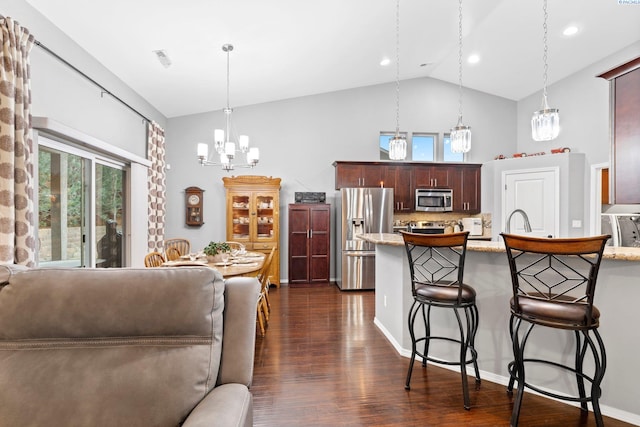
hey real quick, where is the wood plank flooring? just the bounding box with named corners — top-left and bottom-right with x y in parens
top-left (252, 284), bottom-right (632, 427)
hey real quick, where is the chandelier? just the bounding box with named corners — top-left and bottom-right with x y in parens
top-left (197, 44), bottom-right (259, 171)
top-left (388, 0), bottom-right (406, 161)
top-left (450, 0), bottom-right (471, 154)
top-left (531, 0), bottom-right (560, 141)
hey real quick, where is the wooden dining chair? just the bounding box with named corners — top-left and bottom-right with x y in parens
top-left (256, 247), bottom-right (276, 336)
top-left (164, 238), bottom-right (191, 259)
top-left (144, 251), bottom-right (166, 268)
top-left (165, 246), bottom-right (181, 261)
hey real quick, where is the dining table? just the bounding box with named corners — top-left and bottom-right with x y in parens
top-left (161, 251), bottom-right (265, 279)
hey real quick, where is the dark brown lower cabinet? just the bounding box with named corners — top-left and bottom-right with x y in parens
top-left (288, 203), bottom-right (330, 284)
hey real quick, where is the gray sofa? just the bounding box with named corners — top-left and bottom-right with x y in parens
top-left (0, 265), bottom-right (258, 427)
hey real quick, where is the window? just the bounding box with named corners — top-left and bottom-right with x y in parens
top-left (379, 132), bottom-right (408, 160)
top-left (380, 131), bottom-right (465, 162)
top-left (38, 137), bottom-right (126, 268)
top-left (411, 133), bottom-right (436, 161)
top-left (95, 162), bottom-right (125, 267)
top-left (379, 132), bottom-right (437, 161)
top-left (38, 146), bottom-right (87, 267)
top-left (442, 134), bottom-right (464, 162)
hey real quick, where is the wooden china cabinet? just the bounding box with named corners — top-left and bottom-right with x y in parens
top-left (223, 175), bottom-right (281, 286)
top-left (288, 203), bottom-right (330, 284)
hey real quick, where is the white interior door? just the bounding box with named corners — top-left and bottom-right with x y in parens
top-left (503, 168), bottom-right (559, 237)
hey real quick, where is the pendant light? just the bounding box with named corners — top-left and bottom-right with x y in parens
top-left (388, 0), bottom-right (407, 161)
top-left (450, 0), bottom-right (471, 154)
top-left (197, 44), bottom-right (260, 171)
top-left (531, 0), bottom-right (560, 141)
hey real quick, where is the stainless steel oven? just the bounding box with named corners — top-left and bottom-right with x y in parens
top-left (415, 188), bottom-right (453, 212)
top-left (407, 222), bottom-right (446, 234)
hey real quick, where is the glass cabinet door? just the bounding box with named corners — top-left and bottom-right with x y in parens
top-left (230, 194), bottom-right (251, 240)
top-left (255, 193), bottom-right (275, 240)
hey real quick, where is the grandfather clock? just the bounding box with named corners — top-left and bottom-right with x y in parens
top-left (185, 186), bottom-right (204, 226)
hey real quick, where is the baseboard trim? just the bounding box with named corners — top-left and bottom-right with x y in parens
top-left (373, 317), bottom-right (640, 426)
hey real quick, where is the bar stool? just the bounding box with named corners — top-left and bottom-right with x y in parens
top-left (501, 233), bottom-right (610, 427)
top-left (401, 231), bottom-right (480, 410)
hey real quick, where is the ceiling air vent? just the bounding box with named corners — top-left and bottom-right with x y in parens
top-left (153, 49), bottom-right (172, 68)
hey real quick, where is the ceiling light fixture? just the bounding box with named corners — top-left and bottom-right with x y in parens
top-left (388, 0), bottom-right (407, 161)
top-left (197, 44), bottom-right (259, 171)
top-left (450, 0), bottom-right (471, 154)
top-left (531, 0), bottom-right (560, 141)
top-left (467, 54), bottom-right (480, 65)
top-left (563, 25), bottom-right (578, 36)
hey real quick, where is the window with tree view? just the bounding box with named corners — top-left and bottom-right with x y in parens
top-left (38, 147), bottom-right (85, 267)
top-left (38, 142), bottom-right (125, 267)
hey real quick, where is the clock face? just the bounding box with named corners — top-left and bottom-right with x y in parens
top-left (188, 194), bottom-right (200, 205)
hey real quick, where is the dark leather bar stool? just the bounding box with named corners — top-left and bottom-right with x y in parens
top-left (501, 233), bottom-right (610, 427)
top-left (401, 231), bottom-right (480, 410)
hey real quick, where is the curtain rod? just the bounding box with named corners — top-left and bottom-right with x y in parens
top-left (34, 40), bottom-right (151, 124)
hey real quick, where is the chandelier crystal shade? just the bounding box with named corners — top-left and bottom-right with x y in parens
top-left (197, 44), bottom-right (259, 171)
top-left (450, 0), bottom-right (471, 154)
top-left (531, 0), bottom-right (560, 142)
top-left (389, 0), bottom-right (407, 161)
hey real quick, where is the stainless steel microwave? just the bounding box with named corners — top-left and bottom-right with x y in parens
top-left (415, 188), bottom-right (453, 212)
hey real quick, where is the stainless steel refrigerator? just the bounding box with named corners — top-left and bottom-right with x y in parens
top-left (335, 187), bottom-right (394, 290)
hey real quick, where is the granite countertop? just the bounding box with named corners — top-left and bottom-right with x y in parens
top-left (357, 233), bottom-right (640, 261)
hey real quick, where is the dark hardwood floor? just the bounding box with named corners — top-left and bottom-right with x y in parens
top-left (252, 284), bottom-right (632, 427)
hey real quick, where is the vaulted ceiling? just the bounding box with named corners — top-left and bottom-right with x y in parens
top-left (26, 0), bottom-right (640, 118)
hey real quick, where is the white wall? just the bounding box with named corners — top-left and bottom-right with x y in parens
top-left (482, 43), bottom-right (640, 236)
top-left (517, 41), bottom-right (640, 166)
top-left (4, 0), bottom-right (166, 154)
top-left (164, 77), bottom-right (517, 280)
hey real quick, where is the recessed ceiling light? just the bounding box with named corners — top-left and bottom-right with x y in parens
top-left (467, 54), bottom-right (480, 64)
top-left (563, 26), bottom-right (579, 36)
top-left (380, 58), bottom-right (391, 66)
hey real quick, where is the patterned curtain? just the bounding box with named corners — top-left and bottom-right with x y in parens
top-left (0, 17), bottom-right (35, 266)
top-left (147, 121), bottom-right (166, 252)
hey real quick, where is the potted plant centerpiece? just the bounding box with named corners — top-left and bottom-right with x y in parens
top-left (204, 241), bottom-right (231, 263)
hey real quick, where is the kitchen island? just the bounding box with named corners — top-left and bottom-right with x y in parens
top-left (359, 233), bottom-right (640, 425)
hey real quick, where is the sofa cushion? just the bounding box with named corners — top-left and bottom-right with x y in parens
top-left (0, 266), bottom-right (225, 426)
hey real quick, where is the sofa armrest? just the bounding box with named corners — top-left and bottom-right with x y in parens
top-left (182, 383), bottom-right (252, 427)
top-left (218, 276), bottom-right (259, 387)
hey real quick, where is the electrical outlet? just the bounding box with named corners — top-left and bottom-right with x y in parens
top-left (572, 220), bottom-right (582, 228)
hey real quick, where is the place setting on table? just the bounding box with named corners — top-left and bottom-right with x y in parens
top-left (161, 242), bottom-right (265, 278)
top-left (161, 251), bottom-right (209, 267)
top-left (207, 250), bottom-right (265, 278)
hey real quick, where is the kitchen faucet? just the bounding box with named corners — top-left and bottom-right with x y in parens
top-left (506, 209), bottom-right (532, 234)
